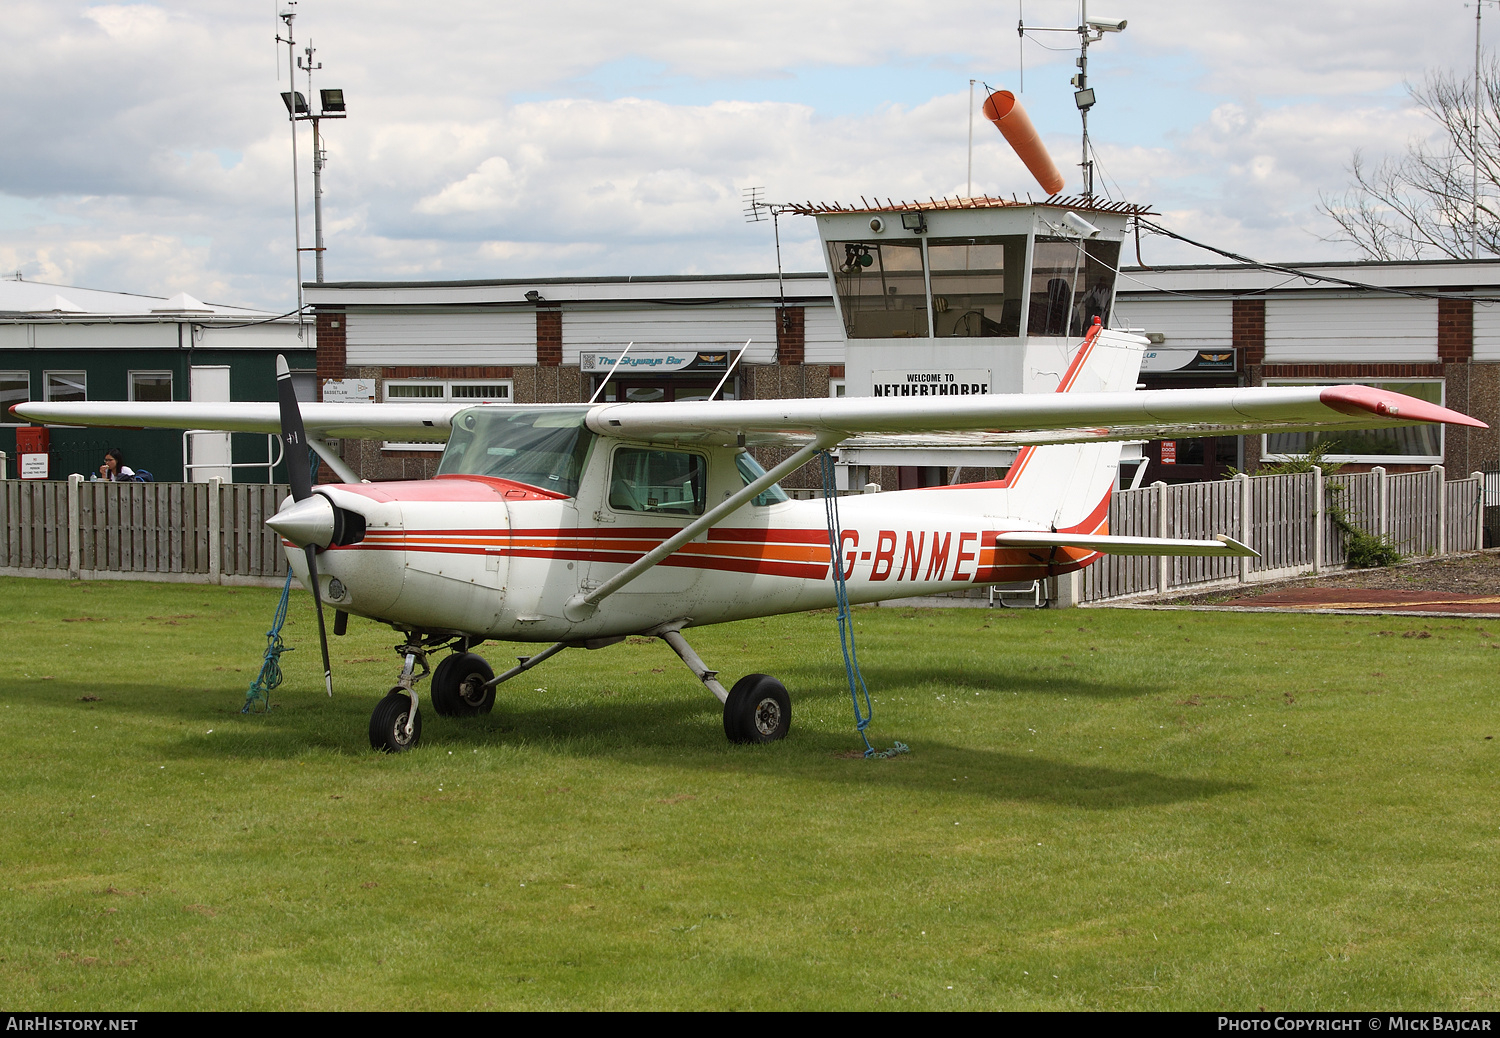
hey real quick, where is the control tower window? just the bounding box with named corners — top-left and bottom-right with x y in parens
top-left (827, 239), bottom-right (929, 338)
top-left (927, 235), bottom-right (1027, 337)
top-left (1029, 238), bottom-right (1122, 337)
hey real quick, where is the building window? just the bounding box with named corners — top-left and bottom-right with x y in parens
top-left (827, 238), bottom-right (929, 339)
top-left (1262, 379), bottom-right (1444, 464)
top-left (129, 371), bottom-right (173, 402)
top-left (45, 371), bottom-right (86, 403)
top-left (1029, 238), bottom-right (1120, 337)
top-left (383, 378), bottom-right (512, 451)
top-left (1, 372), bottom-right (28, 425)
top-left (829, 378), bottom-right (846, 398)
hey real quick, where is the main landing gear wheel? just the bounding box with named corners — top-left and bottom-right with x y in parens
top-left (430, 653), bottom-right (496, 717)
top-left (723, 674), bottom-right (791, 744)
top-left (370, 688), bottom-right (422, 753)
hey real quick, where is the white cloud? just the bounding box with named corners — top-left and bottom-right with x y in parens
top-left (0, 0), bottom-right (1484, 307)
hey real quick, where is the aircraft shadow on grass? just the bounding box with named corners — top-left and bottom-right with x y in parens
top-left (34, 676), bottom-right (1246, 811)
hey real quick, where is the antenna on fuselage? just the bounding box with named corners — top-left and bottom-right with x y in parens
top-left (710, 339), bottom-right (751, 401)
top-left (588, 341), bottom-right (633, 404)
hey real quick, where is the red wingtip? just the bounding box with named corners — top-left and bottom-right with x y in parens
top-left (1320, 385), bottom-right (1487, 429)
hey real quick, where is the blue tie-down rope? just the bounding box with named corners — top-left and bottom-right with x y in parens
top-left (242, 569), bottom-right (295, 714)
top-left (819, 452), bottom-right (910, 760)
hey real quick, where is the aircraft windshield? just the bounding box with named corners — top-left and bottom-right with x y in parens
top-left (438, 406), bottom-right (595, 497)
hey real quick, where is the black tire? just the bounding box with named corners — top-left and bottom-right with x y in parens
top-left (723, 674), bottom-right (791, 744)
top-left (430, 652), bottom-right (495, 717)
top-left (370, 688), bottom-right (422, 753)
top-left (429, 655), bottom-right (459, 717)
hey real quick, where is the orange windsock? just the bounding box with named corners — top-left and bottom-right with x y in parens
top-left (982, 90), bottom-right (1065, 196)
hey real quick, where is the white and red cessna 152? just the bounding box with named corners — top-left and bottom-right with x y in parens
top-left (13, 321), bottom-right (1484, 751)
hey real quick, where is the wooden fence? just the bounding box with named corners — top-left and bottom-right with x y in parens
top-left (0, 477), bottom-right (289, 584)
top-left (1080, 465), bottom-right (1484, 603)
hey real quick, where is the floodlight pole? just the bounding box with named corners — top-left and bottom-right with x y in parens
top-left (277, 5), bottom-right (304, 320)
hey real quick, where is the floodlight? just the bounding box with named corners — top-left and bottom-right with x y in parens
top-left (1074, 88), bottom-right (1096, 110)
top-left (280, 91), bottom-right (309, 116)
top-left (900, 212), bottom-right (928, 234)
top-left (320, 89), bottom-right (346, 114)
top-left (1086, 17), bottom-right (1126, 32)
top-left (525, 290), bottom-right (543, 303)
top-left (1062, 211), bottom-right (1103, 238)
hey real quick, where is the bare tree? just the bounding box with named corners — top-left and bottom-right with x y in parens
top-left (1320, 63), bottom-right (1500, 260)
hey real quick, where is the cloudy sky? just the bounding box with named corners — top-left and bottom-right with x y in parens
top-left (0, 1), bottom-right (1483, 311)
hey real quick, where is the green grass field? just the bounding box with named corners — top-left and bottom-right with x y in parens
top-left (3, 575), bottom-right (1498, 1010)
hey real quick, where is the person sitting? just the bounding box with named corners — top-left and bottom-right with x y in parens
top-left (98, 448), bottom-right (136, 482)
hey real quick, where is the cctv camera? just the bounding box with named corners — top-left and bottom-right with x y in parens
top-left (869, 217), bottom-right (885, 233)
top-left (1062, 211), bottom-right (1103, 238)
top-left (1086, 17), bottom-right (1126, 32)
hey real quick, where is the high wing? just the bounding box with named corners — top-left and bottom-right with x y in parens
top-left (9, 401), bottom-right (459, 442)
top-left (584, 384), bottom-right (1484, 446)
top-left (10, 383), bottom-right (1483, 448)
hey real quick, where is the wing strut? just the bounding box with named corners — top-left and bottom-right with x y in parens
top-left (563, 434), bottom-right (840, 622)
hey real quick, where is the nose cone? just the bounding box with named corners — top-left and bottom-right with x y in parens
top-left (266, 494), bottom-right (336, 548)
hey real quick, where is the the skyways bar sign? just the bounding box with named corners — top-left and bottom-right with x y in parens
top-left (873, 369), bottom-right (991, 398)
top-left (580, 351), bottom-right (731, 374)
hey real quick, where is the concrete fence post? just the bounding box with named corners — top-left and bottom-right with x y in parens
top-left (1432, 464), bottom-right (1446, 555)
top-left (1236, 472), bottom-right (1252, 584)
top-left (1374, 466), bottom-right (1388, 539)
top-left (1154, 480), bottom-right (1169, 595)
top-left (66, 473), bottom-right (82, 579)
top-left (208, 477), bottom-right (223, 585)
top-left (1311, 466), bottom-right (1324, 574)
top-left (1473, 471), bottom-right (1486, 551)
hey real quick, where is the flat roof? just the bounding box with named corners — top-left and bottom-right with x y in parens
top-left (783, 193), bottom-right (1154, 217)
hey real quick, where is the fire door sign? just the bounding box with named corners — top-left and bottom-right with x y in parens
top-left (1161, 441), bottom-right (1177, 465)
top-left (20, 453), bottom-right (49, 479)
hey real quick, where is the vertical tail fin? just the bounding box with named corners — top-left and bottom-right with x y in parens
top-left (915, 322), bottom-right (1147, 533)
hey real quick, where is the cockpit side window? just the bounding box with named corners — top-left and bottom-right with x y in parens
top-left (609, 447), bottom-right (706, 516)
top-left (438, 406), bottom-right (594, 497)
top-left (735, 452), bottom-right (790, 506)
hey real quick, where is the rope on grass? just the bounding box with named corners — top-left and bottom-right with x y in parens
top-left (242, 569), bottom-right (295, 714)
top-left (819, 452), bottom-right (908, 759)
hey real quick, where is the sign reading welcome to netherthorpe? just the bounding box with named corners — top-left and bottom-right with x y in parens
top-left (872, 369), bottom-right (991, 398)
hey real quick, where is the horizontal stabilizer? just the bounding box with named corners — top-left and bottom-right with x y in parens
top-left (993, 532), bottom-right (1259, 558)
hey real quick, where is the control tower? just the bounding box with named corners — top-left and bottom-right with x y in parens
top-left (786, 192), bottom-right (1153, 484)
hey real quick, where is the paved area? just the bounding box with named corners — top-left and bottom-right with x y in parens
top-left (1153, 549), bottom-right (1500, 617)
top-left (1215, 587), bottom-right (1500, 614)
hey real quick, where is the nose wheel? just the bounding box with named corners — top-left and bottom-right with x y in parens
top-left (370, 687), bottom-right (422, 753)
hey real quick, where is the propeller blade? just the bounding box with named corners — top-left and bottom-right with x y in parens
top-left (276, 354), bottom-right (313, 502)
top-left (304, 544), bottom-right (333, 697)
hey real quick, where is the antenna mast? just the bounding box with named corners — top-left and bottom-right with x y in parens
top-left (1016, 2), bottom-right (1126, 200)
